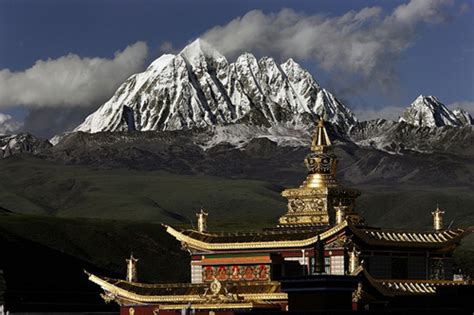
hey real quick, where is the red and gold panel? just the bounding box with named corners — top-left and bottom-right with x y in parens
top-left (202, 264), bottom-right (271, 282)
top-left (199, 255), bottom-right (271, 265)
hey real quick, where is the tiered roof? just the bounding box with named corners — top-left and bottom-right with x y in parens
top-left (86, 272), bottom-right (286, 309)
top-left (165, 221), bottom-right (348, 251)
top-left (352, 226), bottom-right (469, 249)
top-left (166, 222), bottom-right (468, 252)
top-left (355, 267), bottom-right (472, 297)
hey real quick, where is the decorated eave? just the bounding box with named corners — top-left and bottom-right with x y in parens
top-left (86, 272), bottom-right (286, 309)
top-left (353, 267), bottom-right (473, 297)
top-left (350, 225), bottom-right (470, 249)
top-left (164, 221), bottom-right (349, 251)
top-left (165, 221), bottom-right (470, 252)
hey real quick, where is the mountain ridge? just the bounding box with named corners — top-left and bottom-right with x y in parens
top-left (399, 95), bottom-right (472, 128)
top-left (75, 39), bottom-right (357, 134)
top-left (72, 39), bottom-right (471, 144)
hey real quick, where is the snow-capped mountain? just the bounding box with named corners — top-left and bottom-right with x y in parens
top-left (75, 39), bottom-right (357, 134)
top-left (349, 119), bottom-right (473, 155)
top-left (0, 134), bottom-right (52, 158)
top-left (452, 108), bottom-right (473, 126)
top-left (399, 95), bottom-right (470, 127)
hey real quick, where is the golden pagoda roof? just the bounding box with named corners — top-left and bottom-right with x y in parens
top-left (165, 222), bottom-right (470, 251)
top-left (165, 221), bottom-right (348, 251)
top-left (378, 279), bottom-right (470, 295)
top-left (351, 225), bottom-right (469, 248)
top-left (86, 272), bottom-right (286, 306)
top-left (355, 268), bottom-right (472, 297)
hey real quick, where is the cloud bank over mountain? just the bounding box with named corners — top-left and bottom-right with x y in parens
top-left (0, 113), bottom-right (22, 135)
top-left (0, 42), bottom-right (148, 108)
top-left (0, 0), bottom-right (470, 138)
top-left (202, 0), bottom-right (453, 89)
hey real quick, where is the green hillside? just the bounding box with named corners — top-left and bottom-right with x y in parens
top-left (0, 155), bottom-right (472, 231)
top-left (0, 155), bottom-right (286, 230)
top-left (0, 154), bottom-right (473, 280)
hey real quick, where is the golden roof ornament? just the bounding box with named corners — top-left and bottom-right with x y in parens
top-left (310, 117), bottom-right (332, 154)
top-left (278, 116), bottom-right (364, 227)
top-left (335, 201), bottom-right (347, 225)
top-left (210, 278), bottom-right (222, 295)
top-left (126, 253), bottom-right (138, 282)
top-left (349, 247), bottom-right (361, 274)
top-left (302, 118), bottom-right (339, 188)
top-left (432, 205), bottom-right (445, 231)
top-left (196, 208), bottom-right (208, 233)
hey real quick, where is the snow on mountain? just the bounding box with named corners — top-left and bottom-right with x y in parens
top-left (75, 39), bottom-right (357, 134)
top-left (399, 95), bottom-right (463, 127)
top-left (349, 119), bottom-right (473, 155)
top-left (452, 108), bottom-right (473, 126)
top-left (0, 133), bottom-right (52, 158)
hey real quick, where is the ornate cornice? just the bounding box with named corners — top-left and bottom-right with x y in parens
top-left (87, 273), bottom-right (287, 304)
top-left (165, 221), bottom-right (349, 251)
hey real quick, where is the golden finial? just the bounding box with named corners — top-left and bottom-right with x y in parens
top-left (311, 117), bottom-right (332, 153)
top-left (335, 201), bottom-right (346, 225)
top-left (318, 117), bottom-right (324, 127)
top-left (196, 207), bottom-right (208, 232)
top-left (126, 253), bottom-right (138, 282)
top-left (431, 204), bottom-right (445, 231)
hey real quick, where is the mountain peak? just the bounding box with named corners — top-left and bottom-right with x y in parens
top-left (399, 95), bottom-right (461, 127)
top-left (75, 45), bottom-right (357, 134)
top-left (415, 95), bottom-right (439, 103)
top-left (179, 38), bottom-right (225, 62)
top-left (452, 108), bottom-right (473, 126)
top-left (283, 58), bottom-right (298, 66)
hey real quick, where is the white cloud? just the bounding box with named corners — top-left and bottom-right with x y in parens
top-left (159, 41), bottom-right (178, 54)
top-left (0, 113), bottom-right (23, 135)
top-left (354, 100), bottom-right (474, 122)
top-left (354, 106), bottom-right (404, 122)
top-left (447, 101), bottom-right (474, 115)
top-left (202, 0), bottom-right (453, 88)
top-left (0, 41), bottom-right (148, 108)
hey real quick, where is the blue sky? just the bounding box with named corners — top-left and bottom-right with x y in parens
top-left (0, 0), bottom-right (473, 136)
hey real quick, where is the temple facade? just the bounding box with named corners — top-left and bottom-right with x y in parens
top-left (88, 119), bottom-right (472, 314)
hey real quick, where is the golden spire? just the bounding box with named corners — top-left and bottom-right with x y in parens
top-left (335, 201), bottom-right (347, 224)
top-left (302, 117), bottom-right (339, 188)
top-left (311, 118), bottom-right (332, 153)
top-left (278, 115), bottom-right (363, 227)
top-left (196, 208), bottom-right (208, 232)
top-left (431, 204), bottom-right (445, 231)
top-left (126, 253), bottom-right (138, 282)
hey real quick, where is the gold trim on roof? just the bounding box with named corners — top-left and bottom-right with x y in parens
top-left (87, 273), bottom-right (287, 304)
top-left (357, 267), bottom-right (471, 297)
top-left (361, 228), bottom-right (465, 244)
top-left (165, 221), bottom-right (349, 251)
top-left (379, 279), bottom-right (471, 295)
top-left (166, 222), bottom-right (465, 252)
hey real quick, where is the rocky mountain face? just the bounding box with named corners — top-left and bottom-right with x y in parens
top-left (349, 119), bottom-right (473, 155)
top-left (399, 95), bottom-right (471, 127)
top-left (0, 134), bottom-right (52, 158)
top-left (75, 39), bottom-right (357, 134)
top-left (40, 129), bottom-right (473, 187)
top-left (453, 108), bottom-right (474, 126)
top-left (0, 39), bottom-right (473, 188)
top-left (70, 39), bottom-right (472, 157)
top-left (347, 95), bottom-right (472, 154)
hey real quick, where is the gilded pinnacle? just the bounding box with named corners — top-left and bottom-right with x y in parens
top-left (311, 118), bottom-right (332, 153)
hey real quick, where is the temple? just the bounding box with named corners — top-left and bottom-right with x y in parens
top-left (87, 119), bottom-right (473, 314)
